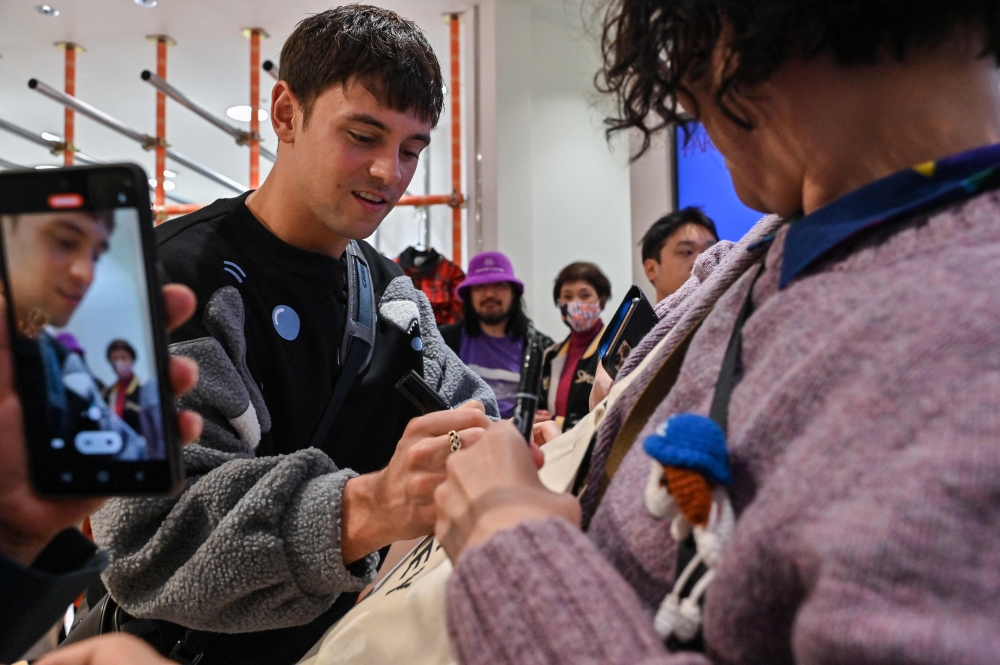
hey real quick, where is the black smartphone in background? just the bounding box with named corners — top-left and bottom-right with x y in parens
top-left (396, 370), bottom-right (451, 414)
top-left (596, 285), bottom-right (659, 380)
top-left (0, 164), bottom-right (183, 496)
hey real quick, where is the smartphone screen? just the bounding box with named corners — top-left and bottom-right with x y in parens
top-left (0, 165), bottom-right (182, 496)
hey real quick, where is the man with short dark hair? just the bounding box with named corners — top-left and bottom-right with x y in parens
top-left (640, 207), bottom-right (718, 303)
top-left (440, 252), bottom-right (553, 419)
top-left (91, 7), bottom-right (496, 663)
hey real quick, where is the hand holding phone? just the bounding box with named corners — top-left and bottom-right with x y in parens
top-left (0, 282), bottom-right (201, 566)
top-left (0, 164), bottom-right (188, 497)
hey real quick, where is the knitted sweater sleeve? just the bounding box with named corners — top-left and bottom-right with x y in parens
top-left (445, 518), bottom-right (707, 665)
top-left (91, 287), bottom-right (377, 633)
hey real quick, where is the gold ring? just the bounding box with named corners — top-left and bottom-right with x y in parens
top-left (449, 430), bottom-right (462, 452)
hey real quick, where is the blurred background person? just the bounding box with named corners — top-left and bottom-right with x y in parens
top-left (441, 252), bottom-right (553, 419)
top-left (641, 207), bottom-right (718, 303)
top-left (537, 262), bottom-right (610, 431)
top-left (103, 339), bottom-right (164, 459)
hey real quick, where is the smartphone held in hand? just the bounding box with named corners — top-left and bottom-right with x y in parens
top-left (0, 164), bottom-right (183, 496)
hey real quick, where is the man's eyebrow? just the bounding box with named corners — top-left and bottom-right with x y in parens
top-left (52, 220), bottom-right (86, 237)
top-left (53, 219), bottom-right (109, 252)
top-left (346, 113), bottom-right (431, 145)
top-left (347, 113), bottom-right (388, 131)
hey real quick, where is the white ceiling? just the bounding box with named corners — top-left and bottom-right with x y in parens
top-left (0, 0), bottom-right (464, 203)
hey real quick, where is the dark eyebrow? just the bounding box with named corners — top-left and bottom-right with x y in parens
top-left (53, 219), bottom-right (109, 252)
top-left (52, 220), bottom-right (86, 237)
top-left (346, 113), bottom-right (431, 145)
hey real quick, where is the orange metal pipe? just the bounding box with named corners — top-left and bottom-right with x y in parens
top-left (63, 44), bottom-right (76, 167)
top-left (155, 37), bottom-right (168, 221)
top-left (449, 14), bottom-right (463, 266)
top-left (249, 29), bottom-right (261, 190)
top-left (398, 193), bottom-right (464, 207)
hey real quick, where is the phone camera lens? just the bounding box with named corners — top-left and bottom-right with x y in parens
top-left (118, 192), bottom-right (127, 204)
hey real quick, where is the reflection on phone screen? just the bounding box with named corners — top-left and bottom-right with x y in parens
top-left (0, 208), bottom-right (165, 465)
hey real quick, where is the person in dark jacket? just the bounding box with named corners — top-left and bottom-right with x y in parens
top-left (102, 339), bottom-right (164, 459)
top-left (440, 252), bottom-right (553, 419)
top-left (537, 262), bottom-right (610, 431)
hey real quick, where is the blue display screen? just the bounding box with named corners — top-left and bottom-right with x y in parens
top-left (675, 122), bottom-right (763, 241)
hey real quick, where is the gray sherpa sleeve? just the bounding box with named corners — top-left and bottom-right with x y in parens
top-left (379, 275), bottom-right (500, 419)
top-left (90, 287), bottom-right (378, 634)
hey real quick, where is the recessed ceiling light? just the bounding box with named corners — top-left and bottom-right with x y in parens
top-left (40, 131), bottom-right (61, 142)
top-left (36, 5), bottom-right (60, 16)
top-left (35, 164), bottom-right (58, 169)
top-left (134, 0), bottom-right (158, 7)
top-left (163, 169), bottom-right (176, 178)
top-left (148, 178), bottom-right (176, 191)
top-left (225, 105), bottom-right (268, 123)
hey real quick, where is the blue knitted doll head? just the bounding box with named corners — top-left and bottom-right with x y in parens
top-left (643, 413), bottom-right (732, 486)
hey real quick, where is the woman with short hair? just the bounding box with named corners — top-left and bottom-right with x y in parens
top-left (536, 262), bottom-right (611, 431)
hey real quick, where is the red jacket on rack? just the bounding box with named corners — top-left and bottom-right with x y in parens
top-left (396, 246), bottom-right (465, 325)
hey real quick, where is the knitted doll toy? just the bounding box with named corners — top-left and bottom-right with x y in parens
top-left (643, 413), bottom-right (735, 643)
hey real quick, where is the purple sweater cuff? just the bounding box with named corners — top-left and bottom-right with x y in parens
top-left (445, 518), bottom-right (708, 665)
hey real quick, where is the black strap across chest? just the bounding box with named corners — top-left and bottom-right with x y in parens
top-left (308, 240), bottom-right (378, 450)
top-left (669, 260), bottom-right (765, 652)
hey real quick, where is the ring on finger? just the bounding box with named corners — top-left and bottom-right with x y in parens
top-left (449, 430), bottom-right (462, 452)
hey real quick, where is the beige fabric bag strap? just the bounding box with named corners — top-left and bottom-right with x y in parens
top-left (595, 310), bottom-right (711, 505)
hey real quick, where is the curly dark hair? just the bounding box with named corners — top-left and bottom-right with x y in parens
top-left (598, 0), bottom-right (1000, 157)
top-left (279, 5), bottom-right (444, 127)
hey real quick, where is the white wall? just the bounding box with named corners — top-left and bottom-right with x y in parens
top-left (629, 130), bottom-right (674, 303)
top-left (479, 0), bottom-right (634, 339)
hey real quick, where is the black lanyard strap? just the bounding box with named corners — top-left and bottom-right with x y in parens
top-left (709, 260), bottom-right (765, 435)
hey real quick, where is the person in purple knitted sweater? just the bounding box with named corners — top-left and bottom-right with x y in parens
top-left (431, 1), bottom-right (1000, 664)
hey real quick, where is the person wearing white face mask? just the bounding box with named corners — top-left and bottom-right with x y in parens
top-left (536, 262), bottom-right (610, 432)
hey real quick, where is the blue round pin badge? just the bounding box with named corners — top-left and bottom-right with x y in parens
top-left (272, 305), bottom-right (301, 341)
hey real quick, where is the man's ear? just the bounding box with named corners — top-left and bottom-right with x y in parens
top-left (270, 81), bottom-right (299, 145)
top-left (643, 258), bottom-right (659, 283)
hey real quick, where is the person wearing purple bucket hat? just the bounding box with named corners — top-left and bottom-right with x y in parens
top-left (440, 252), bottom-right (553, 419)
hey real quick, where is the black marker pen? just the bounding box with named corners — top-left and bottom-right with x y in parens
top-left (512, 339), bottom-right (544, 443)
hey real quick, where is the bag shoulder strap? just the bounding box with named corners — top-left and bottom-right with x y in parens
top-left (593, 309), bottom-right (711, 506)
top-left (308, 240), bottom-right (378, 450)
top-left (708, 261), bottom-right (765, 434)
top-left (594, 259), bottom-right (765, 507)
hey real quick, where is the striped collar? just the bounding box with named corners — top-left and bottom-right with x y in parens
top-left (780, 142), bottom-right (1000, 288)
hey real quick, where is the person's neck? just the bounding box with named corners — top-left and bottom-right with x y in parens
top-left (245, 159), bottom-right (352, 260)
top-left (117, 373), bottom-right (133, 385)
top-left (776, 46), bottom-right (1000, 215)
top-left (479, 319), bottom-right (509, 338)
top-left (570, 321), bottom-right (601, 343)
